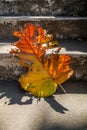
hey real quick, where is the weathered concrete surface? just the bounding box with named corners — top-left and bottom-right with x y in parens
top-left (0, 0), bottom-right (86, 16)
top-left (0, 17), bottom-right (87, 40)
top-left (71, 56), bottom-right (87, 80)
top-left (0, 80), bottom-right (87, 130)
top-left (0, 54), bottom-right (28, 80)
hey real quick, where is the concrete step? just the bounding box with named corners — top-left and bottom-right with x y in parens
top-left (0, 80), bottom-right (87, 130)
top-left (0, 16), bottom-right (87, 40)
top-left (0, 0), bottom-right (86, 16)
top-left (0, 17), bottom-right (87, 80)
top-left (0, 40), bottom-right (87, 80)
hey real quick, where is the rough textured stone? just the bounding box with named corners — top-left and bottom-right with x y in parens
top-left (0, 0), bottom-right (86, 16)
top-left (0, 54), bottom-right (28, 80)
top-left (0, 18), bottom-right (87, 41)
top-left (71, 56), bottom-right (87, 80)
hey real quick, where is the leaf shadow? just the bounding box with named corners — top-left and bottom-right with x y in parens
top-left (44, 96), bottom-right (68, 114)
top-left (0, 80), bottom-right (68, 114)
top-left (0, 80), bottom-right (33, 105)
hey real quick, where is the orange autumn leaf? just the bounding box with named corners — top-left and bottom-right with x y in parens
top-left (43, 54), bottom-right (73, 85)
top-left (11, 23), bottom-right (47, 59)
top-left (10, 22), bottom-right (73, 97)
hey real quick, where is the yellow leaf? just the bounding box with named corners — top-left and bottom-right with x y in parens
top-left (18, 54), bottom-right (57, 97)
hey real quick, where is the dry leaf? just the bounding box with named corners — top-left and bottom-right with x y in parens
top-left (10, 23), bottom-right (73, 97)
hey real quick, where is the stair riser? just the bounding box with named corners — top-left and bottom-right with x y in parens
top-left (0, 54), bottom-right (87, 80)
top-left (0, 18), bottom-right (87, 40)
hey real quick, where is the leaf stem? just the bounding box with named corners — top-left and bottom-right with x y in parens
top-left (59, 84), bottom-right (66, 93)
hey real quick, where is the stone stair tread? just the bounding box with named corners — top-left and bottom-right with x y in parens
top-left (0, 80), bottom-right (87, 130)
top-left (0, 40), bottom-right (87, 55)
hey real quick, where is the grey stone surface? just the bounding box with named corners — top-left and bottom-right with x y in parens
top-left (0, 0), bottom-right (86, 16)
top-left (0, 54), bottom-right (28, 80)
top-left (71, 56), bottom-right (87, 80)
top-left (0, 80), bottom-right (87, 130)
top-left (0, 17), bottom-right (87, 40)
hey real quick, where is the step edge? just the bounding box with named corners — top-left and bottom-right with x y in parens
top-left (0, 16), bottom-right (87, 21)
